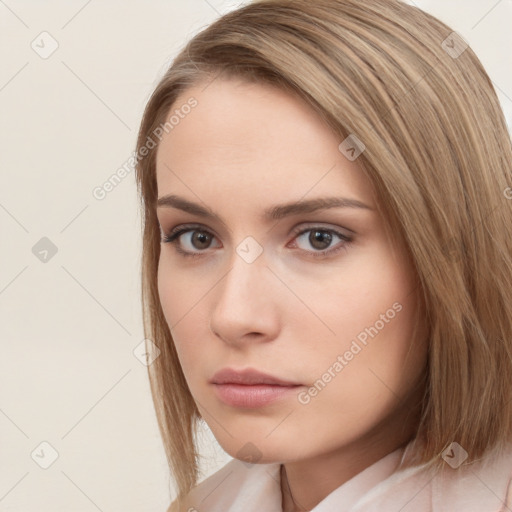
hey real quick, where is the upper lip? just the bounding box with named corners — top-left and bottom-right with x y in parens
top-left (210, 367), bottom-right (301, 386)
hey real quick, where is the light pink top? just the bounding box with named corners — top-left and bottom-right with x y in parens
top-left (175, 438), bottom-right (512, 511)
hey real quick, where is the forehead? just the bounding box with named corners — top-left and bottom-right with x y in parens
top-left (155, 77), bottom-right (375, 212)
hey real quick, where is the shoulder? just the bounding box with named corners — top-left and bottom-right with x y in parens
top-left (167, 458), bottom-right (283, 512)
top-left (432, 441), bottom-right (512, 511)
top-left (354, 441), bottom-right (512, 512)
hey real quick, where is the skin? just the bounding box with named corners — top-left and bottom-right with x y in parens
top-left (155, 76), bottom-right (429, 511)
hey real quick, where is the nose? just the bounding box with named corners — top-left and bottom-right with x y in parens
top-left (209, 248), bottom-right (281, 347)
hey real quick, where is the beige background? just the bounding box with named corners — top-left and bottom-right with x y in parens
top-left (0, 1), bottom-right (510, 510)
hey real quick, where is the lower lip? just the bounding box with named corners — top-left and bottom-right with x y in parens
top-left (212, 383), bottom-right (302, 408)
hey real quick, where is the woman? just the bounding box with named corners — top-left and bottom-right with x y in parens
top-left (134, 0), bottom-right (512, 510)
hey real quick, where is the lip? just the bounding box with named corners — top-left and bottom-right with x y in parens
top-left (210, 368), bottom-right (303, 408)
top-left (210, 367), bottom-right (301, 386)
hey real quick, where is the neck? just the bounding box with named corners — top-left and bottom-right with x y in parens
top-left (279, 399), bottom-right (421, 510)
top-left (281, 464), bottom-right (307, 512)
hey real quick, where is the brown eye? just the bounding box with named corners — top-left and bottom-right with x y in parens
top-left (190, 231), bottom-right (213, 250)
top-left (291, 226), bottom-right (353, 259)
top-left (161, 226), bottom-right (221, 258)
top-left (308, 230), bottom-right (333, 250)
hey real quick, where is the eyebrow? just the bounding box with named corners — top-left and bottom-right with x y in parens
top-left (156, 194), bottom-right (374, 224)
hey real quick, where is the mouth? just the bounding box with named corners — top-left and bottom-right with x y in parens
top-left (210, 367), bottom-right (301, 386)
top-left (210, 367), bottom-right (303, 408)
top-left (211, 383), bottom-right (302, 408)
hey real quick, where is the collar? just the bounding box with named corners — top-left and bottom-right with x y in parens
top-left (181, 439), bottom-right (512, 511)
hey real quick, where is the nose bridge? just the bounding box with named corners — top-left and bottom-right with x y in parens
top-left (210, 239), bottom-right (278, 340)
top-left (218, 242), bottom-right (268, 309)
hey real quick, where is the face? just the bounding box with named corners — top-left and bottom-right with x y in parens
top-left (155, 77), bottom-right (428, 464)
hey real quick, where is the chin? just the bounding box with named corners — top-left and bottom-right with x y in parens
top-left (216, 436), bottom-right (307, 465)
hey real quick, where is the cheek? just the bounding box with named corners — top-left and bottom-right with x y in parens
top-left (297, 242), bottom-right (424, 383)
top-left (157, 258), bottom-right (191, 360)
top-left (334, 280), bottom-right (426, 402)
top-left (157, 259), bottom-right (177, 326)
top-left (290, 246), bottom-right (414, 344)
top-left (297, 297), bottom-right (426, 433)
top-left (157, 257), bottom-right (211, 375)
top-left (157, 255), bottom-right (202, 329)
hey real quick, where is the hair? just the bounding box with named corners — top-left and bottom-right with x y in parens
top-left (134, 0), bottom-right (512, 509)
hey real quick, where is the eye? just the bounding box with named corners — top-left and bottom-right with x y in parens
top-left (161, 224), bottom-right (220, 259)
top-left (289, 226), bottom-right (353, 258)
top-left (160, 223), bottom-right (353, 260)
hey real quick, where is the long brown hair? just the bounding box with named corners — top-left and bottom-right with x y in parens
top-left (134, 0), bottom-right (512, 507)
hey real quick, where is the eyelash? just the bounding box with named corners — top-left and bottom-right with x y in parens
top-left (160, 223), bottom-right (353, 260)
